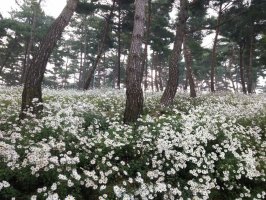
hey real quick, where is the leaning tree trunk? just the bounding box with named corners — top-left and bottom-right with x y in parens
top-left (239, 43), bottom-right (247, 94)
top-left (183, 35), bottom-right (196, 98)
top-left (83, 0), bottom-right (116, 90)
top-left (210, 2), bottom-right (222, 92)
top-left (20, 0), bottom-right (79, 119)
top-left (123, 0), bottom-right (146, 124)
top-left (160, 0), bottom-right (188, 106)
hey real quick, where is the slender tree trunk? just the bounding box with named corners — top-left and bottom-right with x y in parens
top-left (154, 52), bottom-right (159, 92)
top-left (78, 44), bottom-right (83, 87)
top-left (123, 0), bottom-right (146, 124)
top-left (151, 51), bottom-right (154, 92)
top-left (155, 69), bottom-right (159, 92)
top-left (81, 23), bottom-right (88, 87)
top-left (184, 71), bottom-right (188, 91)
top-left (183, 35), bottom-right (196, 97)
top-left (21, 1), bottom-right (42, 83)
top-left (117, 0), bottom-right (121, 89)
top-left (247, 33), bottom-right (254, 94)
top-left (210, 2), bottom-right (222, 92)
top-left (20, 0), bottom-right (79, 119)
top-left (63, 51), bottom-right (69, 87)
top-left (239, 43), bottom-right (247, 94)
top-left (83, 0), bottom-right (116, 90)
top-left (228, 47), bottom-right (236, 91)
top-left (160, 0), bottom-right (188, 106)
top-left (158, 65), bottom-right (164, 91)
top-left (143, 0), bottom-right (151, 91)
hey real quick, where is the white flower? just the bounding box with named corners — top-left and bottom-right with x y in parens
top-left (31, 195), bottom-right (37, 200)
top-left (2, 181), bottom-right (10, 188)
top-left (65, 195), bottom-right (75, 200)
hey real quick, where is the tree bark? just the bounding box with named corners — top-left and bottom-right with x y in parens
top-left (227, 46), bottom-right (236, 91)
top-left (117, 0), bottom-right (121, 89)
top-left (183, 35), bottom-right (196, 98)
top-left (210, 2), bottom-right (222, 92)
top-left (21, 0), bottom-right (42, 83)
top-left (83, 0), bottom-right (116, 90)
top-left (239, 43), bottom-right (247, 94)
top-left (160, 0), bottom-right (188, 106)
top-left (154, 52), bottom-right (159, 92)
top-left (123, 0), bottom-right (146, 124)
top-left (143, 0), bottom-right (151, 91)
top-left (158, 64), bottom-right (164, 91)
top-left (151, 51), bottom-right (154, 92)
top-left (20, 0), bottom-right (79, 119)
top-left (78, 42), bottom-right (83, 87)
top-left (247, 33), bottom-right (254, 94)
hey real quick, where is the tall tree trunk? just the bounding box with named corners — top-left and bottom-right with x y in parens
top-left (184, 71), bottom-right (188, 91)
top-left (151, 51), bottom-right (154, 92)
top-left (154, 52), bottom-right (159, 92)
top-left (117, 0), bottom-right (121, 89)
top-left (63, 51), bottom-right (69, 87)
top-left (20, 0), bottom-right (79, 119)
top-left (158, 65), bottom-right (164, 91)
top-left (78, 43), bottom-right (83, 87)
top-left (228, 46), bottom-right (236, 91)
top-left (239, 43), bottom-right (247, 94)
top-left (83, 0), bottom-right (116, 90)
top-left (210, 2), bottom-right (222, 92)
top-left (155, 69), bottom-right (159, 92)
top-left (183, 35), bottom-right (196, 98)
top-left (160, 0), bottom-right (188, 106)
top-left (123, 0), bottom-right (146, 124)
top-left (143, 0), bottom-right (151, 91)
top-left (81, 22), bottom-right (89, 87)
top-left (21, 0), bottom-right (42, 83)
top-left (247, 33), bottom-right (254, 94)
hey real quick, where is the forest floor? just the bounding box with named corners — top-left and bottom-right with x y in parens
top-left (0, 87), bottom-right (265, 200)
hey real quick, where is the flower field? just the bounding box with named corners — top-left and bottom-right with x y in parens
top-left (0, 87), bottom-right (265, 200)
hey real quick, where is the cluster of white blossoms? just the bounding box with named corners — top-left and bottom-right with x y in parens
top-left (0, 87), bottom-right (265, 199)
top-left (0, 181), bottom-right (10, 191)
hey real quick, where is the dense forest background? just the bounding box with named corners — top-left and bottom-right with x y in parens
top-left (0, 0), bottom-right (265, 92)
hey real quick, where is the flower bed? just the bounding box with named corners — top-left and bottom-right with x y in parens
top-left (0, 87), bottom-right (265, 200)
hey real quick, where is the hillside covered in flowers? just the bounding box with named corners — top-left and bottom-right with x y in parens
top-left (0, 87), bottom-right (265, 200)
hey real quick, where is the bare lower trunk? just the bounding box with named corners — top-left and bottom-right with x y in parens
top-left (117, 0), bottom-right (121, 89)
top-left (239, 44), bottom-right (247, 94)
top-left (210, 2), bottom-right (222, 92)
top-left (83, 0), bottom-right (116, 90)
top-left (247, 34), bottom-right (253, 94)
top-left (183, 36), bottom-right (196, 98)
top-left (143, 0), bottom-right (151, 91)
top-left (123, 0), bottom-right (146, 124)
top-left (158, 65), bottom-right (163, 91)
top-left (154, 53), bottom-right (159, 92)
top-left (78, 44), bottom-right (83, 87)
top-left (151, 51), bottom-right (154, 92)
top-left (228, 47), bottom-right (236, 91)
top-left (160, 0), bottom-right (187, 106)
top-left (184, 71), bottom-right (188, 91)
top-left (20, 0), bottom-right (79, 119)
